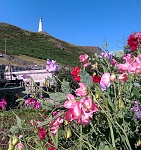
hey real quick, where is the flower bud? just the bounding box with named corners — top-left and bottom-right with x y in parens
top-left (110, 74), bottom-right (116, 81)
top-left (8, 138), bottom-right (14, 150)
top-left (65, 128), bottom-right (72, 139)
top-left (119, 99), bottom-right (124, 109)
top-left (12, 135), bottom-right (19, 146)
top-left (137, 139), bottom-right (141, 147)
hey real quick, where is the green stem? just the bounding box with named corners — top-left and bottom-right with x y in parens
top-left (79, 124), bottom-right (83, 150)
top-left (107, 118), bottom-right (116, 148)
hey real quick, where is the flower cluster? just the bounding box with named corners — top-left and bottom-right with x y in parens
top-left (128, 32), bottom-right (141, 50)
top-left (46, 59), bottom-right (59, 73)
top-left (79, 54), bottom-right (91, 68)
top-left (0, 98), bottom-right (7, 111)
top-left (25, 98), bottom-right (41, 109)
top-left (64, 82), bottom-right (98, 125)
top-left (115, 53), bottom-right (141, 76)
top-left (30, 119), bottom-right (55, 150)
top-left (49, 111), bottom-right (64, 135)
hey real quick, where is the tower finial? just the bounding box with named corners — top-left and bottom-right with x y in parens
top-left (38, 17), bottom-right (43, 32)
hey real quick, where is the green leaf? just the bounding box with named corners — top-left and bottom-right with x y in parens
top-left (9, 125), bottom-right (19, 134)
top-left (49, 92), bottom-right (67, 102)
top-left (61, 79), bottom-right (72, 94)
top-left (80, 69), bottom-right (93, 88)
top-left (133, 88), bottom-right (140, 98)
top-left (16, 115), bottom-right (22, 129)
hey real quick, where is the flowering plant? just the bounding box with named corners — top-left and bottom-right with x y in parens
top-left (4, 32), bottom-right (141, 150)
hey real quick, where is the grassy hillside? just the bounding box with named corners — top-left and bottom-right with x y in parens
top-left (0, 23), bottom-right (101, 67)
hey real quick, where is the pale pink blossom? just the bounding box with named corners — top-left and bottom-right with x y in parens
top-left (136, 54), bottom-right (141, 64)
top-left (80, 96), bottom-right (98, 113)
top-left (64, 94), bottom-right (76, 109)
top-left (82, 62), bottom-right (91, 68)
top-left (100, 72), bottom-right (111, 91)
top-left (117, 64), bottom-right (129, 73)
top-left (119, 73), bottom-right (128, 82)
top-left (79, 54), bottom-right (89, 63)
top-left (15, 142), bottom-right (24, 150)
top-left (110, 74), bottom-right (116, 81)
top-left (75, 82), bottom-right (87, 97)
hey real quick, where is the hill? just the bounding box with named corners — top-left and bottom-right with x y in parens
top-left (0, 23), bottom-right (102, 67)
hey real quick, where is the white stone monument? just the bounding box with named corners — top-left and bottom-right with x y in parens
top-left (38, 18), bottom-right (43, 32)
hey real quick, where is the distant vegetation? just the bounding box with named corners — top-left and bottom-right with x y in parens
top-left (0, 23), bottom-right (102, 67)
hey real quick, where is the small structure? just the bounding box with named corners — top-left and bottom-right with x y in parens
top-left (38, 17), bottom-right (43, 32)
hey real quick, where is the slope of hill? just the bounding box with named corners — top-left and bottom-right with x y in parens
top-left (0, 23), bottom-right (102, 67)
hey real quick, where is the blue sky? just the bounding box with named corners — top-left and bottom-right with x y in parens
top-left (0, 0), bottom-right (141, 52)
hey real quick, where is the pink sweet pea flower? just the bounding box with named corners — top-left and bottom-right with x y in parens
top-left (25, 98), bottom-right (41, 109)
top-left (64, 94), bottom-right (76, 109)
top-left (100, 72), bottom-right (111, 91)
top-left (0, 98), bottom-right (7, 111)
top-left (65, 102), bottom-right (82, 122)
top-left (82, 62), bottom-right (91, 68)
top-left (38, 127), bottom-right (46, 139)
top-left (65, 97), bottom-right (98, 125)
top-left (15, 142), bottom-right (24, 150)
top-left (75, 82), bottom-right (87, 97)
top-left (119, 73), bottom-right (128, 83)
top-left (79, 54), bottom-right (89, 63)
top-left (50, 116), bottom-right (63, 135)
top-left (80, 96), bottom-right (98, 113)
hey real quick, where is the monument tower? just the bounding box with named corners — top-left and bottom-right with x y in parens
top-left (38, 18), bottom-right (43, 32)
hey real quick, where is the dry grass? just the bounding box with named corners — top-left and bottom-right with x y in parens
top-left (14, 55), bottom-right (46, 65)
top-left (0, 55), bottom-right (46, 66)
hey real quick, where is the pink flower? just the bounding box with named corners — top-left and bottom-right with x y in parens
top-left (80, 96), bottom-right (98, 113)
top-left (15, 142), bottom-right (24, 150)
top-left (65, 97), bottom-right (98, 125)
top-left (79, 54), bottom-right (89, 63)
top-left (0, 98), bottom-right (7, 111)
top-left (50, 116), bottom-right (63, 135)
top-left (49, 111), bottom-right (63, 135)
top-left (25, 98), bottom-right (41, 109)
top-left (64, 94), bottom-right (76, 108)
top-left (82, 62), bottom-right (91, 68)
top-left (100, 73), bottom-right (111, 91)
top-left (75, 82), bottom-right (87, 97)
top-left (110, 74), bottom-right (116, 81)
top-left (119, 73), bottom-right (128, 82)
top-left (117, 64), bottom-right (129, 73)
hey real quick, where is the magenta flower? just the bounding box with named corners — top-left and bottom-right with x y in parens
top-left (119, 73), bottom-right (128, 83)
top-left (50, 116), bottom-right (63, 135)
top-left (0, 98), bottom-right (7, 111)
top-left (38, 127), bottom-right (46, 139)
top-left (25, 98), bottom-right (41, 109)
top-left (64, 96), bottom-right (98, 125)
top-left (46, 59), bottom-right (59, 72)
